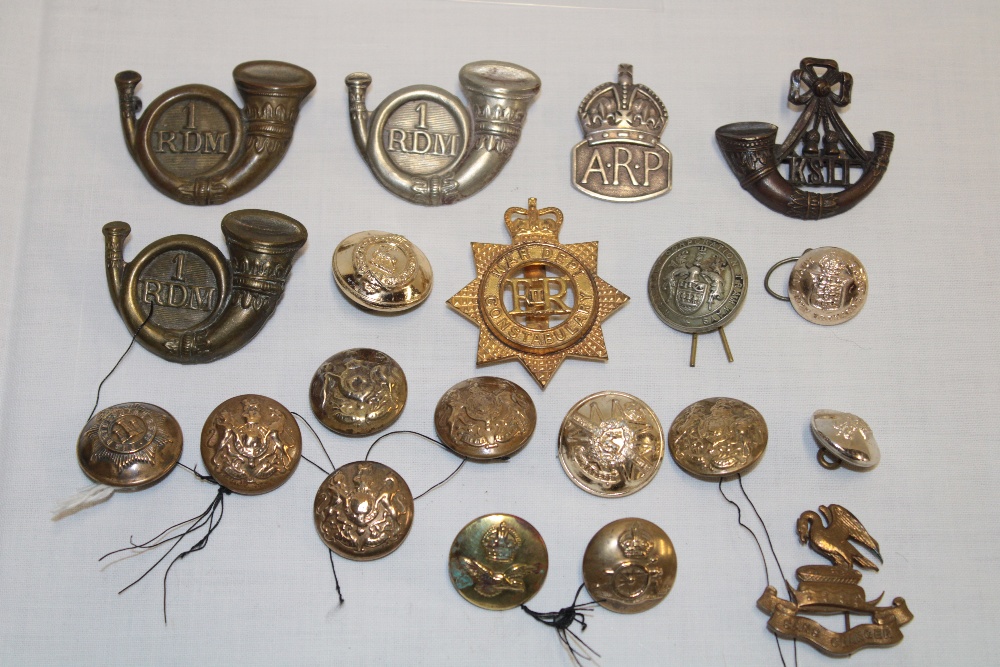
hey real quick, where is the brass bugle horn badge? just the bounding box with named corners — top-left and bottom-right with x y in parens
top-left (102, 209), bottom-right (307, 363)
top-left (716, 58), bottom-right (893, 220)
top-left (346, 61), bottom-right (540, 206)
top-left (115, 61), bottom-right (316, 205)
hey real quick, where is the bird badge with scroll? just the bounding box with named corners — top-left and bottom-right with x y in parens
top-left (448, 198), bottom-right (629, 388)
top-left (757, 504), bottom-right (913, 656)
top-left (572, 65), bottom-right (671, 202)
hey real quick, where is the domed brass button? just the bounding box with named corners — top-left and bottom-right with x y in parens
top-left (448, 514), bottom-right (548, 610)
top-left (582, 518), bottom-right (677, 614)
top-left (558, 391), bottom-right (664, 497)
top-left (200, 394), bottom-right (301, 494)
top-left (434, 377), bottom-right (536, 460)
top-left (668, 397), bottom-right (767, 478)
top-left (77, 403), bottom-right (182, 488)
top-left (314, 461), bottom-right (414, 561)
top-left (309, 349), bottom-right (407, 436)
top-left (333, 231), bottom-right (433, 312)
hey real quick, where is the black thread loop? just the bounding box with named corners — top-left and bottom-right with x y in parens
top-left (88, 304), bottom-right (155, 421)
top-left (521, 584), bottom-right (601, 667)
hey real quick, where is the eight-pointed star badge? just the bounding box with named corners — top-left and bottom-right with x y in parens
top-left (448, 198), bottom-right (629, 388)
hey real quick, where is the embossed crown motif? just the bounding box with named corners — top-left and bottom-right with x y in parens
top-left (618, 523), bottom-right (654, 559)
top-left (578, 64), bottom-right (667, 147)
top-left (482, 521), bottom-right (522, 563)
top-left (504, 198), bottom-right (563, 243)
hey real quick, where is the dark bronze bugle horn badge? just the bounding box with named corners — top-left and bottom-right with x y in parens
top-left (102, 209), bottom-right (307, 363)
top-left (716, 58), bottom-right (893, 220)
top-left (346, 61), bottom-right (540, 206)
top-left (115, 61), bottom-right (316, 205)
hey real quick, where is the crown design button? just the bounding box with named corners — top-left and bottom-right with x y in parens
top-left (573, 65), bottom-right (672, 202)
top-left (434, 377), bottom-right (536, 460)
top-left (201, 395), bottom-right (301, 494)
top-left (558, 391), bottom-right (664, 497)
top-left (333, 231), bottom-right (432, 312)
top-left (582, 518), bottom-right (677, 614)
top-left (448, 514), bottom-right (548, 610)
top-left (309, 349), bottom-right (407, 436)
top-left (78, 403), bottom-right (183, 488)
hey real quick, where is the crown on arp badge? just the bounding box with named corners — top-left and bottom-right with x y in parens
top-left (573, 65), bottom-right (672, 202)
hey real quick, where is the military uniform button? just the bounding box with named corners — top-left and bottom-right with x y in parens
top-left (77, 403), bottom-right (182, 488)
top-left (448, 514), bottom-right (548, 610)
top-left (309, 349), bottom-right (407, 436)
top-left (582, 518), bottom-right (677, 614)
top-left (765, 247), bottom-right (868, 325)
top-left (668, 397), bottom-right (767, 478)
top-left (333, 230), bottom-right (432, 312)
top-left (314, 461), bottom-right (414, 561)
top-left (434, 377), bottom-right (536, 460)
top-left (811, 410), bottom-right (880, 469)
top-left (558, 391), bottom-right (664, 497)
top-left (200, 394), bottom-right (301, 494)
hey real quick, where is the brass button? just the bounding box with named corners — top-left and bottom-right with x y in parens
top-left (314, 461), bottom-right (414, 561)
top-left (200, 394), bottom-right (301, 494)
top-left (582, 518), bottom-right (677, 614)
top-left (558, 391), bottom-right (664, 497)
top-left (434, 377), bottom-right (536, 460)
top-left (668, 397), bottom-right (767, 478)
top-left (448, 514), bottom-right (548, 610)
top-left (309, 349), bottom-right (407, 436)
top-left (333, 231), bottom-right (433, 312)
top-left (77, 403), bottom-right (182, 488)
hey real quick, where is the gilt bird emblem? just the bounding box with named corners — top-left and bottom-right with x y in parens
top-left (796, 504), bottom-right (883, 570)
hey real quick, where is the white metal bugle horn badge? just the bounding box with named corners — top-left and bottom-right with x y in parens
top-left (115, 61), bottom-right (316, 205)
top-left (573, 64), bottom-right (672, 201)
top-left (345, 61), bottom-right (540, 206)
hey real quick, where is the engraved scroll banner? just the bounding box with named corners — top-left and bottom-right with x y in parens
top-left (758, 587), bottom-right (913, 656)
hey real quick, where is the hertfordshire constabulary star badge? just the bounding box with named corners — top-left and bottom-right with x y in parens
top-left (447, 198), bottom-right (629, 388)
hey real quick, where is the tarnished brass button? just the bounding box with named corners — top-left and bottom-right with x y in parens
top-left (309, 349), bottom-right (407, 436)
top-left (558, 391), bottom-right (664, 497)
top-left (434, 377), bottom-right (536, 460)
top-left (200, 394), bottom-right (301, 494)
top-left (582, 518), bottom-right (677, 614)
top-left (668, 397), bottom-right (767, 478)
top-left (448, 514), bottom-right (548, 610)
top-left (333, 231), bottom-right (433, 312)
top-left (314, 461), bottom-right (414, 561)
top-left (77, 403), bottom-right (182, 488)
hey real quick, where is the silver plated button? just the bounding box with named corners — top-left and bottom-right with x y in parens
top-left (811, 410), bottom-right (880, 469)
top-left (765, 247), bottom-right (868, 325)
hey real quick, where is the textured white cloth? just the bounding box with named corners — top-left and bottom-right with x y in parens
top-left (0, 1), bottom-right (996, 665)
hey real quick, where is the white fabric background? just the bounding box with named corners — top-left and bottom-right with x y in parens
top-left (0, 1), bottom-right (995, 665)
